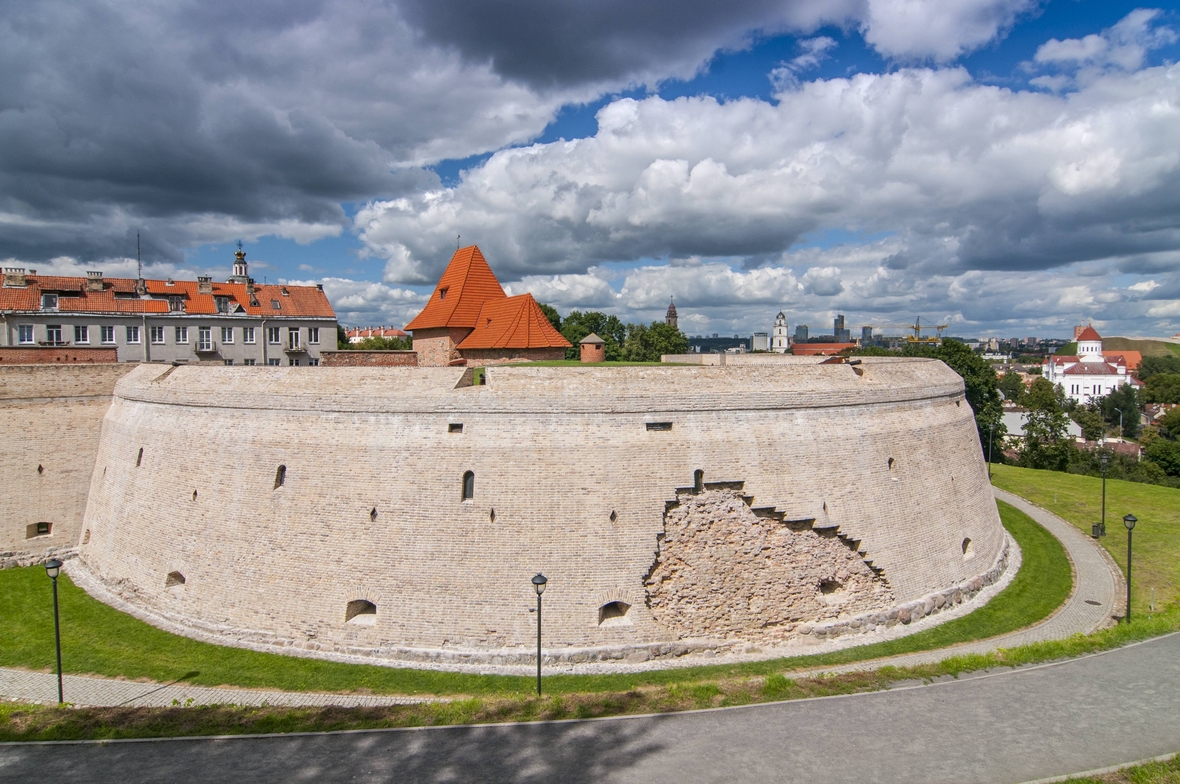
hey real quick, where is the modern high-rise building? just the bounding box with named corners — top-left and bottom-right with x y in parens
top-left (834, 314), bottom-right (851, 343)
top-left (752, 332), bottom-right (769, 351)
top-left (794, 325), bottom-right (809, 342)
top-left (862, 326), bottom-right (873, 343)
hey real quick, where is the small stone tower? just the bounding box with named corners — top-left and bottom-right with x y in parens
top-left (665, 298), bottom-right (678, 329)
top-left (230, 242), bottom-right (249, 284)
top-left (580, 333), bottom-right (606, 363)
top-left (772, 311), bottom-right (789, 353)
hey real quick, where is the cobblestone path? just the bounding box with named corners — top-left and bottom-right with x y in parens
top-left (0, 488), bottom-right (1123, 707)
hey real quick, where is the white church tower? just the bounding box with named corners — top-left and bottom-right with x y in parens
top-left (772, 311), bottom-right (789, 353)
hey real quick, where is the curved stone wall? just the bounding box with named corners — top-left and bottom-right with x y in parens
top-left (75, 359), bottom-right (1005, 665)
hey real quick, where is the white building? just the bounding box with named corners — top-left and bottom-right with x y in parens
top-left (752, 332), bottom-right (769, 351)
top-left (1043, 326), bottom-right (1140, 404)
top-left (771, 311), bottom-right (789, 353)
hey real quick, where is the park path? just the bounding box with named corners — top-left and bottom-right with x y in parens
top-left (0, 487), bottom-right (1122, 708)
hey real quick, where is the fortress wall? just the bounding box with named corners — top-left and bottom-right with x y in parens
top-left (77, 361), bottom-right (1003, 661)
top-left (0, 364), bottom-right (136, 566)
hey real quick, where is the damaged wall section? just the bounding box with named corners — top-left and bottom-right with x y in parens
top-left (645, 486), bottom-right (894, 642)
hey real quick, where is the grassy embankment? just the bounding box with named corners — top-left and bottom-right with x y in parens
top-left (991, 463), bottom-right (1180, 613)
top-left (1066, 753), bottom-right (1180, 784)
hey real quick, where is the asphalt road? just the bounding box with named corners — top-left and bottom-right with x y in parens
top-left (3, 633), bottom-right (1179, 784)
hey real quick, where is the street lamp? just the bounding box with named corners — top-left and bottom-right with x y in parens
top-left (44, 558), bottom-right (64, 705)
top-left (988, 423), bottom-right (995, 480)
top-left (1114, 408), bottom-right (1124, 439)
top-left (1099, 452), bottom-right (1110, 538)
top-left (531, 573), bottom-right (547, 696)
top-left (1123, 514), bottom-right (1136, 623)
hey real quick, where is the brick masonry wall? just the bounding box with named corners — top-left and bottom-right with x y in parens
top-left (412, 328), bottom-right (469, 366)
top-left (0, 364), bottom-right (135, 566)
top-left (460, 347), bottom-right (567, 364)
top-left (320, 351), bottom-right (419, 367)
top-left (74, 360), bottom-right (1005, 663)
top-left (0, 347), bottom-right (118, 364)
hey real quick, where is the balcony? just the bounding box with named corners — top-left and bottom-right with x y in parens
top-left (194, 342), bottom-right (219, 355)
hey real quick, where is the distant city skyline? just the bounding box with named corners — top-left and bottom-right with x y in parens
top-left (4, 1), bottom-right (1179, 338)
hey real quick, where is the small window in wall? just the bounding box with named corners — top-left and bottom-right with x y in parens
top-left (82, 529), bottom-right (91, 544)
top-left (694, 469), bottom-right (704, 492)
top-left (370, 507), bottom-right (378, 521)
top-left (609, 510), bottom-right (617, 523)
top-left (598, 601), bottom-right (631, 626)
top-left (165, 571), bottom-right (186, 588)
top-left (346, 599), bottom-right (377, 625)
top-left (37, 464), bottom-right (44, 474)
top-left (962, 538), bottom-right (975, 560)
top-left (136, 447), bottom-right (143, 467)
top-left (192, 490), bottom-right (198, 501)
top-left (489, 508), bottom-right (496, 523)
top-left (462, 471), bottom-right (475, 501)
top-left (438, 287), bottom-right (448, 300)
top-left (888, 457), bottom-right (897, 479)
top-left (448, 423), bottom-right (463, 433)
top-left (275, 465), bottom-right (286, 489)
top-left (26, 522), bottom-right (52, 538)
top-left (646, 422), bottom-right (673, 431)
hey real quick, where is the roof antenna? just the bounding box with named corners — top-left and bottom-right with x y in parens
top-left (137, 232), bottom-right (142, 280)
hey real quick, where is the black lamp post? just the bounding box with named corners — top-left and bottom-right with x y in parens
top-left (531, 573), bottom-right (547, 696)
top-left (44, 558), bottom-right (64, 705)
top-left (1099, 452), bottom-right (1109, 538)
top-left (1123, 514), bottom-right (1136, 623)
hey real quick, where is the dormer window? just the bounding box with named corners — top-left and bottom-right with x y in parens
top-left (439, 288), bottom-right (448, 300)
top-left (214, 296), bottom-right (231, 314)
top-left (40, 293), bottom-right (58, 311)
top-left (271, 300), bottom-right (281, 310)
top-left (168, 296), bottom-right (185, 312)
top-left (281, 287), bottom-right (289, 296)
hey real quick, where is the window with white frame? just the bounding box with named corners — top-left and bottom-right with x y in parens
top-left (268, 357), bottom-right (281, 366)
top-left (221, 326), bottom-right (234, 344)
top-left (224, 359), bottom-right (234, 366)
top-left (243, 358), bottom-right (256, 366)
top-left (18, 325), bottom-right (35, 344)
top-left (308, 327), bottom-right (320, 344)
top-left (267, 326), bottom-right (281, 344)
top-left (198, 327), bottom-right (212, 351)
top-left (150, 326), bottom-right (165, 344)
top-left (288, 328), bottom-right (300, 350)
top-left (74, 325), bottom-right (89, 344)
top-left (126, 325), bottom-right (140, 344)
top-left (46, 325), bottom-right (63, 345)
top-left (168, 296), bottom-right (185, 312)
top-left (101, 325), bottom-right (115, 344)
top-left (309, 357), bottom-right (320, 366)
top-left (243, 327), bottom-right (255, 344)
top-left (175, 326), bottom-right (188, 344)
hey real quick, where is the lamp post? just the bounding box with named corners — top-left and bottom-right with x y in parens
top-left (988, 423), bottom-right (995, 480)
top-left (44, 558), bottom-right (64, 705)
top-left (531, 573), bottom-right (547, 696)
top-left (1123, 514), bottom-right (1136, 623)
top-left (1114, 408), bottom-right (1124, 439)
top-left (1100, 452), bottom-right (1109, 538)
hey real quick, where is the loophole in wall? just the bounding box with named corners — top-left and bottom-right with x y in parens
top-left (962, 538), bottom-right (975, 560)
top-left (346, 599), bottom-right (377, 626)
top-left (165, 571), bottom-right (186, 588)
top-left (598, 601), bottom-right (632, 627)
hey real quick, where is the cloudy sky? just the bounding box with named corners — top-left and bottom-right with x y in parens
top-left (4, 0), bottom-right (1180, 339)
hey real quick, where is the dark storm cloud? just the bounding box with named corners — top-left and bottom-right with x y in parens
top-left (396, 0), bottom-right (854, 89)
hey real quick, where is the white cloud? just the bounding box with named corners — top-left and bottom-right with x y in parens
top-left (1034, 9), bottom-right (1177, 72)
top-left (861, 0), bottom-right (1037, 62)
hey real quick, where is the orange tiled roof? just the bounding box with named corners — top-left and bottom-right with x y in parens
top-left (456, 294), bottom-right (571, 350)
top-left (1076, 325), bottom-right (1102, 341)
top-left (1104, 350), bottom-right (1141, 371)
top-left (1, 274), bottom-right (334, 318)
top-left (404, 246), bottom-right (507, 331)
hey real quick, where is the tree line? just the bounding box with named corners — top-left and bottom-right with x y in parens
top-left (538, 305), bottom-right (689, 362)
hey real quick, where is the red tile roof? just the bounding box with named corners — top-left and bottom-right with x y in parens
top-left (348, 326), bottom-right (409, 339)
top-left (457, 294), bottom-right (571, 350)
top-left (404, 246), bottom-right (507, 331)
top-left (1, 274), bottom-right (334, 318)
top-left (1063, 362), bottom-right (1120, 375)
top-left (1104, 350), bottom-right (1140, 371)
top-left (1076, 325), bottom-right (1102, 341)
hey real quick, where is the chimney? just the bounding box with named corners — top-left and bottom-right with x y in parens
top-left (197, 275), bottom-right (214, 295)
top-left (2, 267), bottom-right (26, 287)
top-left (86, 270), bottom-right (104, 292)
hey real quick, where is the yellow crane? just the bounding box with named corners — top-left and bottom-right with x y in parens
top-left (907, 316), bottom-right (949, 344)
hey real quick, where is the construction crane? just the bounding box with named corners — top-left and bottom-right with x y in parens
top-left (907, 316), bottom-right (949, 344)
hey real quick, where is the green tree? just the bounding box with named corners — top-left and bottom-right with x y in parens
top-left (1020, 377), bottom-right (1073, 470)
top-left (1145, 438), bottom-right (1180, 477)
top-left (337, 325), bottom-right (350, 349)
top-left (1142, 374), bottom-right (1180, 405)
top-left (998, 371), bottom-right (1026, 405)
top-left (622, 321), bottom-right (688, 362)
top-left (1136, 355), bottom-right (1180, 381)
top-left (1100, 384), bottom-right (1141, 437)
top-left (538, 303), bottom-right (561, 331)
top-left (1071, 406), bottom-right (1106, 442)
top-left (1157, 407), bottom-right (1180, 439)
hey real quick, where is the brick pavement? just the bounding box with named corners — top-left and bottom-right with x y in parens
top-left (0, 487), bottom-right (1123, 707)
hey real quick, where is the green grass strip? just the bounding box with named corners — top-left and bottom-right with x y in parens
top-left (1, 501), bottom-right (1069, 697)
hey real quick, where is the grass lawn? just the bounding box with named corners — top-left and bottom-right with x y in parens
top-left (1066, 753), bottom-right (1180, 783)
top-left (991, 463), bottom-right (1180, 614)
top-left (0, 502), bottom-right (1068, 698)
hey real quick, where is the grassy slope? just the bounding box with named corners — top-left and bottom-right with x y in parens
top-left (991, 463), bottom-right (1180, 612)
top-left (1103, 337), bottom-right (1180, 359)
top-left (0, 502), bottom-right (1068, 697)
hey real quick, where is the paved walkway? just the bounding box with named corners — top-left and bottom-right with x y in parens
top-left (4, 632), bottom-right (1179, 784)
top-left (0, 488), bottom-right (1122, 708)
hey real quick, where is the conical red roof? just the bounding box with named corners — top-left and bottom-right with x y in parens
top-left (1076, 325), bottom-right (1102, 341)
top-left (404, 246), bottom-right (506, 331)
top-left (457, 294), bottom-right (571, 350)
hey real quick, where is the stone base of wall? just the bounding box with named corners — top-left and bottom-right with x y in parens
top-left (67, 535), bottom-right (1013, 674)
top-left (0, 347), bottom-right (119, 364)
top-left (1, 546), bottom-right (78, 570)
top-left (460, 347), bottom-right (567, 365)
top-left (320, 350), bottom-right (418, 367)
